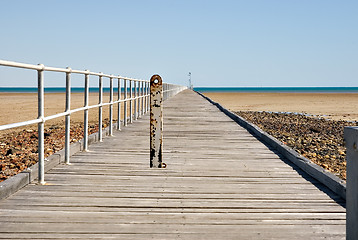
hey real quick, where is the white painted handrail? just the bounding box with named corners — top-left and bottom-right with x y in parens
top-left (0, 59), bottom-right (187, 184)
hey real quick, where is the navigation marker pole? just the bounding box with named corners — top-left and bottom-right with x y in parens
top-left (150, 75), bottom-right (165, 168)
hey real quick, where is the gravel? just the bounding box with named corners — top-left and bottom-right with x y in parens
top-left (236, 111), bottom-right (357, 180)
top-left (0, 120), bottom-right (111, 182)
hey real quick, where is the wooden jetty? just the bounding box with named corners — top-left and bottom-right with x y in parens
top-left (0, 90), bottom-right (345, 239)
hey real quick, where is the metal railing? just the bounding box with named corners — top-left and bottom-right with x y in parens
top-left (0, 59), bottom-right (186, 184)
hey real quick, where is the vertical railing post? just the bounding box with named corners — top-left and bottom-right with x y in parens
top-left (98, 74), bottom-right (103, 142)
top-left (134, 81), bottom-right (138, 120)
top-left (136, 81), bottom-right (139, 120)
top-left (141, 82), bottom-right (145, 115)
top-left (37, 64), bottom-right (45, 184)
top-left (143, 81), bottom-right (146, 114)
top-left (141, 81), bottom-right (143, 116)
top-left (141, 81), bottom-right (145, 115)
top-left (169, 84), bottom-right (171, 99)
top-left (147, 82), bottom-right (150, 112)
top-left (143, 81), bottom-right (147, 114)
top-left (165, 84), bottom-right (168, 100)
top-left (150, 75), bottom-right (164, 168)
top-left (345, 126), bottom-right (358, 240)
top-left (138, 81), bottom-right (141, 118)
top-left (124, 79), bottom-right (127, 126)
top-left (109, 76), bottom-right (113, 136)
top-left (145, 82), bottom-right (148, 113)
top-left (167, 84), bottom-right (169, 99)
top-left (65, 67), bottom-right (71, 164)
top-left (117, 77), bottom-right (121, 130)
top-left (129, 80), bottom-right (133, 123)
top-left (83, 71), bottom-right (89, 151)
top-left (146, 81), bottom-right (148, 113)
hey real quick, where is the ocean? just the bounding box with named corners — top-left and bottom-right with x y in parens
top-left (0, 87), bottom-right (358, 93)
top-left (194, 87), bottom-right (358, 93)
top-left (0, 87), bottom-right (121, 93)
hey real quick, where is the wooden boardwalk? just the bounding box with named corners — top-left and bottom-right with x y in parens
top-left (0, 90), bottom-right (345, 239)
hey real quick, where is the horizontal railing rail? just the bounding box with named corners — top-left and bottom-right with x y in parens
top-left (0, 59), bottom-right (186, 184)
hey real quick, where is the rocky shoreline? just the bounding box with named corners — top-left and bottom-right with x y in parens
top-left (236, 111), bottom-right (357, 180)
top-left (0, 120), bottom-right (111, 182)
top-left (1, 112), bottom-right (356, 182)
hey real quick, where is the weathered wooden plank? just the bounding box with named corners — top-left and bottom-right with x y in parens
top-left (9, 191), bottom-right (340, 201)
top-left (0, 234), bottom-right (347, 240)
top-left (0, 210), bottom-right (346, 221)
top-left (0, 205), bottom-right (346, 214)
top-left (0, 234), bottom-right (346, 240)
top-left (0, 223), bottom-right (346, 237)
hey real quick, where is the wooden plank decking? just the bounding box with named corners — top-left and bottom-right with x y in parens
top-left (0, 90), bottom-right (345, 239)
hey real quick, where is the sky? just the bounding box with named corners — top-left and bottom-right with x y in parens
top-left (0, 0), bottom-right (357, 87)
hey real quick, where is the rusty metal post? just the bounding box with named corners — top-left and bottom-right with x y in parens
top-left (150, 75), bottom-right (165, 168)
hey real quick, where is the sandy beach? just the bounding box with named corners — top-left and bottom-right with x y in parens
top-left (0, 92), bottom-right (126, 132)
top-left (203, 92), bottom-right (358, 122)
top-left (1, 92), bottom-right (357, 127)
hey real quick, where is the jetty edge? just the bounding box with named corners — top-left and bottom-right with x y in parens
top-left (197, 91), bottom-right (346, 200)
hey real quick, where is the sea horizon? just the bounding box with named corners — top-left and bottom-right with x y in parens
top-left (0, 87), bottom-right (121, 93)
top-left (1, 86), bottom-right (358, 93)
top-left (195, 86), bottom-right (358, 93)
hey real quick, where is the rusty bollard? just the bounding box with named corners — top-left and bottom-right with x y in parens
top-left (150, 75), bottom-right (165, 168)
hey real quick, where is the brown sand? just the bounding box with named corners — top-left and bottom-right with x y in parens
top-left (0, 92), bottom-right (126, 135)
top-left (203, 92), bottom-right (358, 122)
top-left (1, 92), bottom-right (357, 130)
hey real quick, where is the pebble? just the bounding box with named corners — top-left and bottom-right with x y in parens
top-left (238, 111), bottom-right (357, 180)
top-left (0, 119), bottom-right (111, 182)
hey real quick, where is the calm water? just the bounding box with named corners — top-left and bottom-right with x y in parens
top-left (1, 87), bottom-right (358, 93)
top-left (194, 87), bottom-right (358, 93)
top-left (0, 87), bottom-right (120, 93)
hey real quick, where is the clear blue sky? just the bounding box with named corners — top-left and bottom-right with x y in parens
top-left (0, 0), bottom-right (357, 87)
